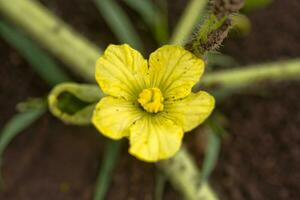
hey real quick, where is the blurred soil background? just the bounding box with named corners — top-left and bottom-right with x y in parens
top-left (0, 0), bottom-right (299, 199)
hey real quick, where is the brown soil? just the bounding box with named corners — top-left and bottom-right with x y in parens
top-left (0, 0), bottom-right (300, 199)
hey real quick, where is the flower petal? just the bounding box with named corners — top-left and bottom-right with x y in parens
top-left (92, 96), bottom-right (143, 139)
top-left (164, 91), bottom-right (215, 132)
top-left (149, 45), bottom-right (204, 100)
top-left (129, 115), bottom-right (183, 162)
top-left (95, 44), bottom-right (149, 100)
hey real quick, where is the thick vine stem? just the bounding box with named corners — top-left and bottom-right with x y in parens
top-left (157, 146), bottom-right (218, 200)
top-left (0, 0), bottom-right (100, 82)
top-left (213, 0), bottom-right (245, 18)
top-left (200, 59), bottom-right (300, 88)
top-left (186, 0), bottom-right (244, 57)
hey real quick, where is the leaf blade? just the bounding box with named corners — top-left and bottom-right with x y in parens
top-left (124, 0), bottom-right (169, 44)
top-left (93, 140), bottom-right (123, 200)
top-left (0, 20), bottom-right (71, 86)
top-left (0, 106), bottom-right (46, 189)
top-left (94, 0), bottom-right (144, 51)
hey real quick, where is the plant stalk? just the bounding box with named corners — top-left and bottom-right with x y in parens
top-left (200, 59), bottom-right (300, 88)
top-left (157, 147), bottom-right (218, 200)
top-left (93, 140), bottom-right (123, 200)
top-left (0, 0), bottom-right (100, 82)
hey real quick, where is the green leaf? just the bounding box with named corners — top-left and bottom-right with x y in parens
top-left (124, 0), bottom-right (154, 26)
top-left (0, 20), bottom-right (71, 86)
top-left (0, 106), bottom-right (46, 189)
top-left (200, 119), bottom-right (223, 183)
top-left (16, 97), bottom-right (47, 112)
top-left (124, 0), bottom-right (169, 44)
top-left (48, 83), bottom-right (103, 125)
top-left (94, 0), bottom-right (144, 51)
top-left (155, 170), bottom-right (167, 200)
top-left (170, 0), bottom-right (209, 45)
top-left (93, 140), bottom-right (123, 200)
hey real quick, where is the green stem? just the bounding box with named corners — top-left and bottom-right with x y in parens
top-left (0, 20), bottom-right (71, 86)
top-left (155, 170), bottom-right (167, 200)
top-left (170, 0), bottom-right (208, 45)
top-left (0, 0), bottom-right (100, 82)
top-left (201, 59), bottom-right (300, 88)
top-left (190, 14), bottom-right (229, 57)
top-left (93, 140), bottom-right (123, 200)
top-left (0, 106), bottom-right (46, 189)
top-left (157, 147), bottom-right (218, 200)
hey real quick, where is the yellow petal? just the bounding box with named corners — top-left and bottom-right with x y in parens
top-left (148, 45), bottom-right (204, 100)
top-left (164, 91), bottom-right (215, 132)
top-left (92, 96), bottom-right (143, 139)
top-left (95, 44), bottom-right (149, 100)
top-left (129, 115), bottom-right (183, 162)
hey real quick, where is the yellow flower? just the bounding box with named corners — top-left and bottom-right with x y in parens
top-left (92, 44), bottom-right (215, 162)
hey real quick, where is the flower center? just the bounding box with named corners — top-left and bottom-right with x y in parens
top-left (138, 88), bottom-right (164, 113)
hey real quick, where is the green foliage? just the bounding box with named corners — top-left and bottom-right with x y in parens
top-left (170, 0), bottom-right (209, 45)
top-left (0, 20), bottom-right (71, 86)
top-left (57, 92), bottom-right (91, 115)
top-left (48, 83), bottom-right (103, 125)
top-left (16, 98), bottom-right (47, 112)
top-left (201, 59), bottom-right (300, 88)
top-left (199, 15), bottom-right (226, 42)
top-left (124, 0), bottom-right (169, 44)
top-left (158, 146), bottom-right (218, 200)
top-left (94, 0), bottom-right (144, 51)
top-left (0, 104), bottom-right (46, 189)
top-left (191, 14), bottom-right (227, 56)
top-left (200, 119), bottom-right (224, 183)
top-left (155, 171), bottom-right (167, 200)
top-left (0, 107), bottom-right (46, 156)
top-left (93, 140), bottom-right (123, 200)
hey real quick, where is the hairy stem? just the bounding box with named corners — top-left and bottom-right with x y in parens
top-left (165, 2), bottom-right (239, 197)
top-left (0, 0), bottom-right (100, 82)
top-left (186, 0), bottom-right (245, 57)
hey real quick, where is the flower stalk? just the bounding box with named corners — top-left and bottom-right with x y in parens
top-left (0, 0), bottom-right (100, 82)
top-left (186, 0), bottom-right (245, 57)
